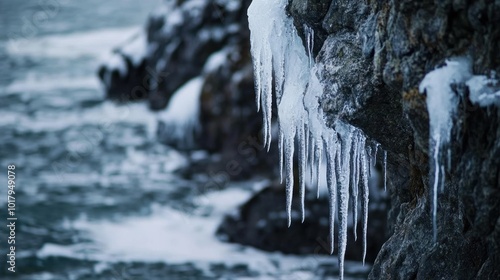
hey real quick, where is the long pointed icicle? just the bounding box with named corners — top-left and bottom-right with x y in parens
top-left (325, 135), bottom-right (337, 254)
top-left (351, 133), bottom-right (360, 241)
top-left (285, 133), bottom-right (295, 227)
top-left (360, 140), bottom-right (370, 265)
top-left (253, 48), bottom-right (262, 112)
top-left (279, 128), bottom-right (284, 184)
top-left (261, 44), bottom-right (273, 150)
top-left (338, 132), bottom-right (352, 280)
top-left (316, 141), bottom-right (323, 199)
top-left (432, 135), bottom-right (441, 243)
top-left (298, 121), bottom-right (307, 222)
top-left (309, 133), bottom-right (316, 188)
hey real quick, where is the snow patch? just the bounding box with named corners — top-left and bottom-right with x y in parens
top-left (157, 77), bottom-right (204, 148)
top-left (203, 48), bottom-right (229, 73)
top-left (120, 33), bottom-right (148, 67)
top-left (466, 74), bottom-right (500, 107)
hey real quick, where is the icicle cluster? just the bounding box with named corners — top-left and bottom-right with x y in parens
top-left (248, 1), bottom-right (379, 278)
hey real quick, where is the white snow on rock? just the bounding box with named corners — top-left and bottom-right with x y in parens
top-left (203, 48), bottom-right (229, 73)
top-left (157, 77), bottom-right (204, 148)
top-left (248, 1), bottom-right (378, 278)
top-left (101, 52), bottom-right (128, 79)
top-left (120, 33), bottom-right (148, 67)
top-left (466, 74), bottom-right (500, 107)
top-left (419, 58), bottom-right (472, 148)
top-left (98, 29), bottom-right (148, 89)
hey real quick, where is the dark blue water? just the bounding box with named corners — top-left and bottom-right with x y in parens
top-left (0, 1), bottom-right (368, 279)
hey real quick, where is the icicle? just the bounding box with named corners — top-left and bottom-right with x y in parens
top-left (325, 135), bottom-right (337, 254)
top-left (431, 135), bottom-right (440, 243)
top-left (419, 57), bottom-right (472, 242)
top-left (304, 24), bottom-right (314, 68)
top-left (298, 121), bottom-right (307, 223)
top-left (360, 138), bottom-right (369, 265)
top-left (279, 128), bottom-right (284, 184)
top-left (261, 43), bottom-right (272, 151)
top-left (366, 146), bottom-right (372, 177)
top-left (351, 133), bottom-right (360, 241)
top-left (285, 133), bottom-right (295, 227)
top-left (373, 143), bottom-right (379, 167)
top-left (315, 141), bottom-right (323, 199)
top-left (305, 123), bottom-right (310, 188)
top-left (383, 151), bottom-right (387, 192)
top-left (309, 133), bottom-right (315, 188)
top-left (253, 49), bottom-right (261, 112)
top-left (337, 128), bottom-right (353, 280)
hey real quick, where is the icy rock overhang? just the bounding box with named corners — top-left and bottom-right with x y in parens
top-left (248, 1), bottom-right (386, 279)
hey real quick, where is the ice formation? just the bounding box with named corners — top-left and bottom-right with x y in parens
top-left (248, 1), bottom-right (378, 278)
top-left (420, 58), bottom-right (500, 241)
top-left (419, 58), bottom-right (472, 241)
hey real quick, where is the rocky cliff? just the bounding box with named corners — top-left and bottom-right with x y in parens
top-left (289, 0), bottom-right (500, 278)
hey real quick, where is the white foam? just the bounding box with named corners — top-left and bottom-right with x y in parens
top-left (6, 26), bottom-right (141, 59)
top-left (3, 74), bottom-right (100, 95)
top-left (36, 187), bottom-right (348, 277)
top-left (5, 101), bottom-right (157, 136)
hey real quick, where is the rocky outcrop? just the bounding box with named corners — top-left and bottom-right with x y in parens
top-left (99, 0), bottom-right (278, 179)
top-left (289, 0), bottom-right (500, 278)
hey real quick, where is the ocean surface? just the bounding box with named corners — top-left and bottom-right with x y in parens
top-left (0, 0), bottom-right (369, 279)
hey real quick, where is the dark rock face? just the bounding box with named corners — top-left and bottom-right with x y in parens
top-left (289, 0), bottom-right (500, 278)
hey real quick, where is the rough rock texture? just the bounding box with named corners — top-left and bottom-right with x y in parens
top-left (289, 0), bottom-right (500, 278)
